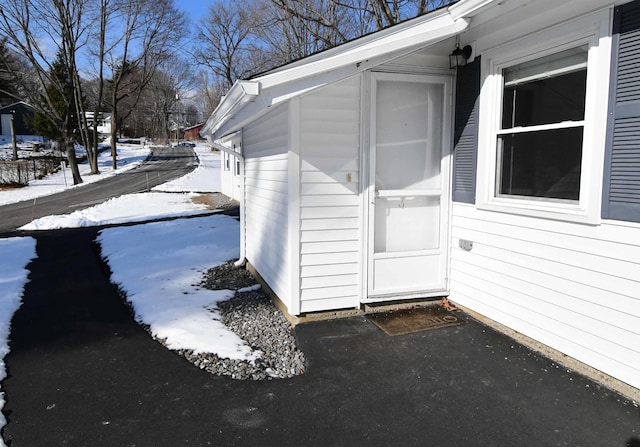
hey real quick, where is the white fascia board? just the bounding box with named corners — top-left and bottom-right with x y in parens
top-left (449, 0), bottom-right (499, 20)
top-left (205, 0), bottom-right (503, 140)
top-left (211, 19), bottom-right (468, 139)
top-left (200, 80), bottom-right (260, 137)
top-left (257, 11), bottom-right (465, 90)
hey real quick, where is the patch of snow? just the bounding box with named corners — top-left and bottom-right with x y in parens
top-left (97, 215), bottom-right (260, 362)
top-left (0, 237), bottom-right (37, 444)
top-left (153, 143), bottom-right (220, 193)
top-left (19, 192), bottom-right (213, 230)
top-left (237, 284), bottom-right (262, 293)
top-left (0, 145), bottom-right (151, 206)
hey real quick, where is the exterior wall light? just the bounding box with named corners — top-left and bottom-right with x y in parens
top-left (450, 44), bottom-right (473, 69)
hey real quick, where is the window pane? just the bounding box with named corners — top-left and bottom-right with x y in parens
top-left (497, 128), bottom-right (583, 200)
top-left (502, 71), bottom-right (586, 128)
top-left (502, 47), bottom-right (587, 128)
top-left (375, 80), bottom-right (443, 190)
top-left (374, 196), bottom-right (440, 253)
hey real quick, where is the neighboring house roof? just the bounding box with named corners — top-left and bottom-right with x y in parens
top-left (0, 101), bottom-right (35, 114)
top-left (0, 101), bottom-right (38, 136)
top-left (201, 0), bottom-right (497, 140)
top-left (184, 123), bottom-right (204, 132)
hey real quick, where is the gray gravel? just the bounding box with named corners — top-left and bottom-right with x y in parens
top-left (175, 261), bottom-right (306, 380)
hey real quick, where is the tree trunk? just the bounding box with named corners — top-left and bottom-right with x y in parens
top-left (110, 101), bottom-right (118, 170)
top-left (64, 133), bottom-right (82, 185)
top-left (10, 116), bottom-right (17, 161)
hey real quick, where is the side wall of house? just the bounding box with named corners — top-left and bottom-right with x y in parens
top-left (297, 76), bottom-right (362, 313)
top-left (449, 3), bottom-right (640, 390)
top-left (219, 136), bottom-right (243, 202)
top-left (243, 104), bottom-right (291, 305)
top-left (450, 206), bottom-right (640, 389)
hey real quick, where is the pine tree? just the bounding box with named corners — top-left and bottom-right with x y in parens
top-left (30, 53), bottom-right (81, 145)
top-left (0, 39), bottom-right (20, 106)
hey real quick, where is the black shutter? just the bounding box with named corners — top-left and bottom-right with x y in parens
top-left (603, 0), bottom-right (640, 222)
top-left (452, 56), bottom-right (481, 204)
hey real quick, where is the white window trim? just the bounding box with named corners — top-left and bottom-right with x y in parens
top-left (223, 151), bottom-right (230, 171)
top-left (476, 9), bottom-right (612, 225)
top-left (233, 143), bottom-right (241, 176)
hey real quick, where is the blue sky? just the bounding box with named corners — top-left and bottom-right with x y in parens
top-left (176, 0), bottom-right (215, 25)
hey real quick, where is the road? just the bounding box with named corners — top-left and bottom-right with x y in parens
top-left (0, 145), bottom-right (197, 236)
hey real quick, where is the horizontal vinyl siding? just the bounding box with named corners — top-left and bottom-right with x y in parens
top-left (243, 105), bottom-right (289, 304)
top-left (299, 76), bottom-right (362, 313)
top-left (449, 204), bottom-right (640, 389)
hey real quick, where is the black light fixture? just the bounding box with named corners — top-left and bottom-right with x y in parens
top-left (449, 44), bottom-right (473, 69)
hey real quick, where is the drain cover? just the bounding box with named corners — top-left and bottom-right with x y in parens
top-left (367, 306), bottom-right (465, 336)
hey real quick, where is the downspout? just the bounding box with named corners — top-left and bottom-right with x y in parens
top-left (209, 139), bottom-right (246, 267)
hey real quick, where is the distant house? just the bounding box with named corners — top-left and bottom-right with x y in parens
top-left (185, 123), bottom-right (204, 141)
top-left (202, 0), bottom-right (640, 393)
top-left (168, 120), bottom-right (183, 141)
top-left (85, 112), bottom-right (112, 138)
top-left (0, 102), bottom-right (45, 144)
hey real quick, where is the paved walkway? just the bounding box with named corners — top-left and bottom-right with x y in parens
top-left (3, 227), bottom-right (639, 446)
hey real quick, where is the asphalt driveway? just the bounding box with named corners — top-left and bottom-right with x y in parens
top-left (2, 226), bottom-right (639, 446)
top-left (0, 145), bottom-right (197, 235)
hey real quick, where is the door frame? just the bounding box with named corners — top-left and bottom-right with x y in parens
top-left (361, 70), bottom-right (453, 303)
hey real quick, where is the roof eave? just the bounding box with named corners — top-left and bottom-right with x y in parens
top-left (200, 80), bottom-right (261, 139)
top-left (202, 0), bottom-right (501, 141)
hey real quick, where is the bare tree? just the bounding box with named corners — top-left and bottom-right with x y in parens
top-left (104, 0), bottom-right (187, 168)
top-left (83, 0), bottom-right (114, 175)
top-left (266, 0), bottom-right (350, 54)
top-left (193, 71), bottom-right (224, 119)
top-left (0, 0), bottom-right (98, 184)
top-left (362, 0), bottom-right (454, 28)
top-left (128, 56), bottom-right (194, 141)
top-left (192, 0), bottom-right (456, 122)
top-left (195, 0), bottom-right (270, 89)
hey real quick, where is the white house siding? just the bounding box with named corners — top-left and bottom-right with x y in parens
top-left (243, 105), bottom-right (290, 306)
top-left (449, 203), bottom-right (640, 389)
top-left (219, 138), bottom-right (242, 202)
top-left (298, 76), bottom-right (362, 313)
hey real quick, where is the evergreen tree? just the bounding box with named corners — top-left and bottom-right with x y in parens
top-left (0, 38), bottom-right (20, 106)
top-left (30, 53), bottom-right (81, 145)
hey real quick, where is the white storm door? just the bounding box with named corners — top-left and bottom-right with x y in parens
top-left (367, 73), bottom-right (450, 300)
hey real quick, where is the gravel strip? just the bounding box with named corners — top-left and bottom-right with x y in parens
top-left (178, 261), bottom-right (306, 380)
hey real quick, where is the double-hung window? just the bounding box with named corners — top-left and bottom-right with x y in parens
top-left (478, 10), bottom-right (611, 224)
top-left (496, 46), bottom-right (587, 201)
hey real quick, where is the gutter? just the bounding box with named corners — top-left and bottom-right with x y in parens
top-left (209, 139), bottom-right (246, 267)
top-left (448, 0), bottom-right (497, 20)
top-left (200, 81), bottom-right (260, 140)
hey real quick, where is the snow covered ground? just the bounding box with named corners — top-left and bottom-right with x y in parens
top-left (97, 215), bottom-right (261, 362)
top-left (0, 237), bottom-right (36, 442)
top-left (18, 144), bottom-right (222, 230)
top-left (154, 145), bottom-right (221, 193)
top-left (0, 141), bottom-right (237, 446)
top-left (0, 143), bottom-right (151, 206)
top-left (19, 192), bottom-right (214, 230)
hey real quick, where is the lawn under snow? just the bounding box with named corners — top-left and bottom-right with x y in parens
top-left (154, 145), bottom-right (221, 193)
top-left (97, 215), bottom-right (261, 362)
top-left (19, 192), bottom-right (213, 230)
top-left (19, 144), bottom-right (221, 230)
top-left (0, 144), bottom-right (151, 206)
top-left (0, 237), bottom-right (37, 445)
